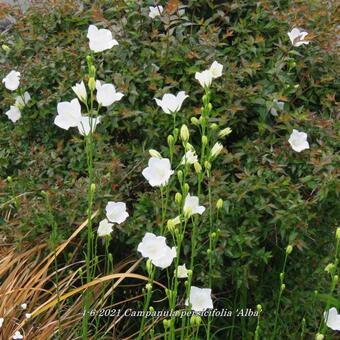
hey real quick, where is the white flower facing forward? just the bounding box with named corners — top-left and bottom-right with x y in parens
top-left (54, 98), bottom-right (82, 130)
top-left (72, 81), bottom-right (87, 102)
top-left (288, 129), bottom-right (310, 152)
top-left (77, 115), bottom-right (102, 136)
top-left (5, 106), bottom-right (21, 123)
top-left (154, 91), bottom-right (188, 114)
top-left (15, 92), bottom-right (31, 109)
top-left (176, 264), bottom-right (189, 278)
top-left (181, 150), bottom-right (198, 165)
top-left (12, 331), bottom-right (23, 340)
top-left (195, 70), bottom-right (213, 88)
top-left (96, 81), bottom-right (124, 107)
top-left (149, 5), bottom-right (164, 19)
top-left (105, 201), bottom-right (129, 224)
top-left (185, 286), bottom-right (213, 312)
top-left (209, 61), bottom-right (223, 79)
top-left (270, 99), bottom-right (285, 116)
top-left (2, 70), bottom-right (20, 91)
top-left (21, 303), bottom-right (27, 310)
top-left (183, 193), bottom-right (205, 217)
top-left (137, 232), bottom-right (176, 269)
top-left (0, 317), bottom-right (3, 328)
top-left (142, 157), bottom-right (174, 187)
top-left (324, 307), bottom-right (340, 331)
top-left (87, 25), bottom-right (118, 53)
top-left (288, 28), bottom-right (310, 47)
top-left (97, 219), bottom-right (114, 237)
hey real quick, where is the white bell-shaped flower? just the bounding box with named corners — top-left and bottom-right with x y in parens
top-left (185, 286), bottom-right (213, 312)
top-left (2, 70), bottom-right (21, 91)
top-left (142, 157), bottom-right (174, 187)
top-left (154, 91), bottom-right (188, 114)
top-left (87, 25), bottom-right (118, 53)
top-left (105, 201), bottom-right (129, 224)
top-left (288, 129), bottom-right (310, 152)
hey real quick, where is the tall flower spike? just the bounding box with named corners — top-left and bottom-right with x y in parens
top-left (87, 25), bottom-right (118, 53)
top-left (142, 157), bottom-right (174, 187)
top-left (2, 70), bottom-right (20, 91)
top-left (154, 91), bottom-right (188, 114)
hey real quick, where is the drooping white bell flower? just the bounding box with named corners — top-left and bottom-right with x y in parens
top-left (72, 81), bottom-right (87, 102)
top-left (270, 99), bottom-right (285, 116)
top-left (154, 91), bottom-right (188, 114)
top-left (176, 264), bottom-right (189, 278)
top-left (105, 201), bottom-right (129, 224)
top-left (209, 61), bottom-right (223, 79)
top-left (148, 5), bottom-right (164, 19)
top-left (54, 98), bottom-right (82, 130)
top-left (288, 28), bottom-right (310, 47)
top-left (142, 157), bottom-right (174, 187)
top-left (12, 331), bottom-right (23, 340)
top-left (195, 70), bottom-right (213, 88)
top-left (0, 317), bottom-right (3, 328)
top-left (77, 115), bottom-right (102, 136)
top-left (87, 25), bottom-right (118, 53)
top-left (97, 219), bottom-right (114, 237)
top-left (152, 246), bottom-right (176, 269)
top-left (96, 81), bottom-right (124, 107)
top-left (324, 307), bottom-right (340, 331)
top-left (183, 193), bottom-right (205, 217)
top-left (15, 92), bottom-right (31, 109)
top-left (2, 70), bottom-right (20, 91)
top-left (137, 232), bottom-right (176, 269)
top-left (5, 106), bottom-right (21, 123)
top-left (185, 286), bottom-right (213, 312)
top-left (288, 129), bottom-right (310, 152)
top-left (181, 150), bottom-right (198, 165)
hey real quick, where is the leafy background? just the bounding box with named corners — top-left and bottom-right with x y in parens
top-left (0, 0), bottom-right (339, 338)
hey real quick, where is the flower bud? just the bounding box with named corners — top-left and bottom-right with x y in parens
top-left (187, 269), bottom-right (193, 278)
top-left (191, 117), bottom-right (200, 126)
top-left (90, 183), bottom-right (96, 193)
top-left (149, 306), bottom-right (154, 312)
top-left (324, 263), bottom-right (335, 273)
top-left (173, 128), bottom-right (179, 141)
top-left (199, 116), bottom-right (206, 126)
top-left (146, 283), bottom-right (152, 291)
top-left (88, 77), bottom-right (96, 91)
top-left (257, 304), bottom-right (262, 313)
top-left (280, 273), bottom-right (284, 281)
top-left (315, 334), bottom-right (324, 340)
top-left (202, 135), bottom-right (208, 146)
top-left (286, 245), bottom-right (293, 255)
top-left (280, 283), bottom-right (286, 292)
top-left (186, 142), bottom-right (194, 151)
top-left (216, 198), bottom-right (223, 209)
top-left (163, 319), bottom-right (170, 329)
top-left (183, 183), bottom-right (190, 194)
top-left (211, 142), bottom-right (223, 158)
top-left (218, 127), bottom-right (232, 138)
top-left (190, 315), bottom-right (201, 327)
top-left (90, 65), bottom-right (96, 76)
top-left (149, 149), bottom-right (162, 159)
top-left (167, 219), bottom-right (175, 232)
top-left (333, 275), bottom-right (339, 285)
top-left (204, 161), bottom-right (211, 171)
top-left (211, 232), bottom-right (217, 239)
top-left (6, 176), bottom-right (13, 183)
top-left (175, 192), bottom-right (182, 205)
top-left (167, 135), bottom-right (174, 148)
top-left (2, 44), bottom-right (10, 52)
top-left (146, 259), bottom-right (153, 275)
top-left (207, 249), bottom-right (212, 256)
top-left (177, 170), bottom-right (183, 183)
top-left (210, 123), bottom-right (218, 130)
top-left (194, 162), bottom-right (202, 174)
top-left (336, 227), bottom-right (340, 240)
top-left (207, 103), bottom-right (213, 111)
top-left (180, 124), bottom-right (190, 143)
top-left (86, 55), bottom-right (92, 63)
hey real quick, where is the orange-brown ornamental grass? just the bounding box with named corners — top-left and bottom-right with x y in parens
top-left (0, 212), bottom-right (163, 339)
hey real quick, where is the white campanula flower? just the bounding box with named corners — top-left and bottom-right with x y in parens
top-left (142, 157), bottom-right (174, 187)
top-left (25, 313), bottom-right (32, 319)
top-left (105, 201), bottom-right (129, 224)
top-left (154, 91), bottom-right (188, 114)
top-left (137, 232), bottom-right (176, 269)
top-left (181, 150), bottom-right (198, 165)
top-left (211, 142), bottom-right (223, 158)
top-left (324, 307), bottom-right (340, 331)
top-left (209, 61), bottom-right (223, 79)
top-left (21, 303), bottom-right (27, 310)
top-left (195, 70), bottom-right (213, 88)
top-left (270, 99), bottom-right (284, 116)
top-left (77, 115), bottom-right (102, 136)
top-left (185, 286), bottom-right (213, 312)
top-left (0, 317), bottom-right (3, 328)
top-left (72, 81), bottom-right (87, 102)
top-left (5, 105), bottom-right (21, 123)
top-left (97, 219), bottom-right (114, 237)
top-left (2, 70), bottom-right (20, 91)
top-left (288, 129), bottom-right (310, 152)
top-left (288, 28), bottom-right (310, 47)
top-left (96, 81), bottom-right (124, 107)
top-left (176, 264), bottom-right (188, 278)
top-left (54, 98), bottom-right (82, 130)
top-left (12, 331), bottom-right (23, 339)
top-left (183, 193), bottom-right (205, 217)
top-left (87, 25), bottom-right (118, 53)
top-left (149, 5), bottom-right (164, 19)
top-left (15, 92), bottom-right (31, 109)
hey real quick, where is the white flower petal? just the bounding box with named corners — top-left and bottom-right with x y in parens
top-left (105, 201), bottom-right (129, 224)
